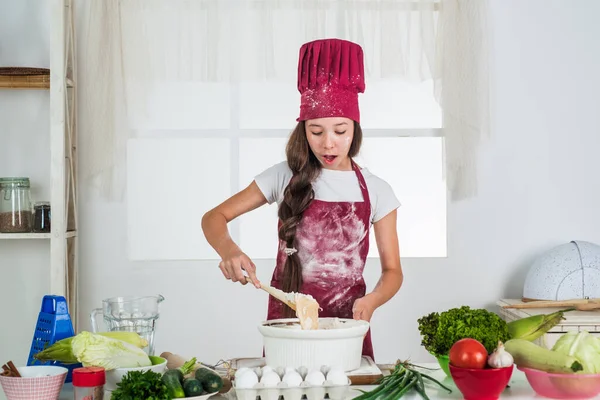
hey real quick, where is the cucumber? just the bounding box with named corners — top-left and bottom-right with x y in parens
top-left (162, 369), bottom-right (186, 398)
top-left (195, 367), bottom-right (224, 393)
top-left (165, 367), bottom-right (184, 382)
top-left (504, 339), bottom-right (583, 373)
top-left (183, 378), bottom-right (205, 397)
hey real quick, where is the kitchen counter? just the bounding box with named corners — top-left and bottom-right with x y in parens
top-left (58, 363), bottom-right (550, 400)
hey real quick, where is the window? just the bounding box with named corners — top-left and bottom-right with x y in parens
top-left (127, 77), bottom-right (446, 260)
top-left (127, 137), bottom-right (232, 261)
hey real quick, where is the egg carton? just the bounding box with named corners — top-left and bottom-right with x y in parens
top-left (234, 365), bottom-right (351, 400)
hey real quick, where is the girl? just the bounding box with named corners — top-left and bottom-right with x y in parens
top-left (202, 38), bottom-right (403, 359)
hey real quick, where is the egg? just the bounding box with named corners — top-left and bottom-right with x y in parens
top-left (260, 370), bottom-right (281, 387)
top-left (235, 367), bottom-right (251, 379)
top-left (235, 369), bottom-right (259, 389)
top-left (282, 370), bottom-right (303, 387)
top-left (326, 369), bottom-right (348, 385)
top-left (304, 369), bottom-right (326, 386)
top-left (261, 365), bottom-right (274, 374)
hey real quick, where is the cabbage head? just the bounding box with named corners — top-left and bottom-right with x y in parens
top-left (552, 331), bottom-right (600, 373)
top-left (72, 331), bottom-right (152, 370)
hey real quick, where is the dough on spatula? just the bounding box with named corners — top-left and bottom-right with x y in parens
top-left (294, 293), bottom-right (320, 330)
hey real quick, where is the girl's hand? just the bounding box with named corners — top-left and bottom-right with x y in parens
top-left (219, 250), bottom-right (261, 288)
top-left (352, 294), bottom-right (379, 322)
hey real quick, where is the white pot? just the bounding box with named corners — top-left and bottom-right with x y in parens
top-left (258, 318), bottom-right (369, 372)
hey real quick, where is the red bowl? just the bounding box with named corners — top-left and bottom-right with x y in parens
top-left (449, 364), bottom-right (514, 400)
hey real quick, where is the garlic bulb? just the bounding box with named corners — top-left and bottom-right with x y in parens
top-left (487, 341), bottom-right (514, 368)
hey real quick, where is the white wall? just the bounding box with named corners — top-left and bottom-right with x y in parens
top-left (2, 3), bottom-right (600, 397)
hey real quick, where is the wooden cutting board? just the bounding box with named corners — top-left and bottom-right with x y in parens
top-left (229, 356), bottom-right (384, 385)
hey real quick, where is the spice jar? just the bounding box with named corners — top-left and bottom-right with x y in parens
top-left (33, 201), bottom-right (51, 233)
top-left (0, 177), bottom-right (33, 233)
top-left (73, 366), bottom-right (105, 400)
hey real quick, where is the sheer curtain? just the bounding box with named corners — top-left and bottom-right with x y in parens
top-left (77, 0), bottom-right (489, 201)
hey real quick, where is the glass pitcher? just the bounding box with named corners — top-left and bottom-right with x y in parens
top-left (90, 295), bottom-right (165, 356)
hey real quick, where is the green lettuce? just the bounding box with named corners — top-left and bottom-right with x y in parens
top-left (417, 306), bottom-right (510, 356)
top-left (72, 331), bottom-right (151, 370)
top-left (552, 331), bottom-right (600, 373)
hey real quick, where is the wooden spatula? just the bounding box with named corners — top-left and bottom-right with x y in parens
top-left (244, 277), bottom-right (296, 311)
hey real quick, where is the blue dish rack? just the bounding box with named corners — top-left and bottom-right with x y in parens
top-left (27, 295), bottom-right (82, 383)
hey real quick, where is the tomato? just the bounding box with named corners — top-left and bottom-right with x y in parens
top-left (449, 338), bottom-right (488, 369)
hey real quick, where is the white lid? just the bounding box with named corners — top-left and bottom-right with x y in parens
top-left (523, 240), bottom-right (600, 301)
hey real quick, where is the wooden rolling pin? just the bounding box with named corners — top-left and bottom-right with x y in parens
top-left (575, 302), bottom-right (600, 311)
top-left (503, 298), bottom-right (600, 309)
top-left (160, 352), bottom-right (232, 393)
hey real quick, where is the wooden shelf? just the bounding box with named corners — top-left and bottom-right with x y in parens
top-left (0, 74), bottom-right (49, 89)
top-left (0, 231), bottom-right (76, 239)
top-left (0, 75), bottom-right (73, 89)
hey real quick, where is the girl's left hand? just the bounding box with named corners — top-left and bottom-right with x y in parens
top-left (352, 295), bottom-right (378, 322)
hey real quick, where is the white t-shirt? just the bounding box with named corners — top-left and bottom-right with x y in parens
top-left (254, 161), bottom-right (401, 224)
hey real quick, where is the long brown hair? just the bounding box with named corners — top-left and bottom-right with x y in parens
top-left (278, 120), bottom-right (363, 317)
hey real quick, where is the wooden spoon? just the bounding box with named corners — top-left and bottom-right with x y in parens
top-left (244, 277), bottom-right (296, 311)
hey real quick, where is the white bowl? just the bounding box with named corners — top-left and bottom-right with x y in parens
top-left (258, 318), bottom-right (369, 371)
top-left (105, 356), bottom-right (167, 391)
top-left (0, 366), bottom-right (68, 400)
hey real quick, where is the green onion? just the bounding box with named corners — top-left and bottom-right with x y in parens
top-left (352, 360), bottom-right (452, 400)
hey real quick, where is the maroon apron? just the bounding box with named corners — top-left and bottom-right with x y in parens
top-left (267, 161), bottom-right (374, 359)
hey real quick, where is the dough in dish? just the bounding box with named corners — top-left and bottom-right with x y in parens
top-left (286, 292), bottom-right (320, 330)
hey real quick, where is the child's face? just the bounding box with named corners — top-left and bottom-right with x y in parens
top-left (305, 117), bottom-right (354, 170)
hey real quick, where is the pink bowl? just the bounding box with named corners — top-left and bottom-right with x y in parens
top-left (518, 366), bottom-right (600, 399)
top-left (0, 366), bottom-right (68, 400)
top-left (449, 364), bottom-right (513, 400)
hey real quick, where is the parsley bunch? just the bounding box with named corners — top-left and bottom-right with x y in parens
top-left (417, 306), bottom-right (510, 356)
top-left (110, 370), bottom-right (170, 400)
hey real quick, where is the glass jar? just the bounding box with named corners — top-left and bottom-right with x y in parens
top-left (0, 177), bottom-right (33, 233)
top-left (33, 201), bottom-right (51, 233)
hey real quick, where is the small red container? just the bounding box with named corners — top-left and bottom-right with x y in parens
top-left (449, 364), bottom-right (514, 400)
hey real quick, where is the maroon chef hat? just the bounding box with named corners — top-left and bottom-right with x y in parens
top-left (297, 38), bottom-right (365, 123)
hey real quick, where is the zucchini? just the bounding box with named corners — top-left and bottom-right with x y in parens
top-left (183, 378), bottom-right (205, 397)
top-left (504, 339), bottom-right (583, 373)
top-left (195, 367), bottom-right (224, 393)
top-left (162, 369), bottom-right (186, 398)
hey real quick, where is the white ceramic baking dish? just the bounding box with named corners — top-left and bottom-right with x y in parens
top-left (257, 318), bottom-right (370, 372)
